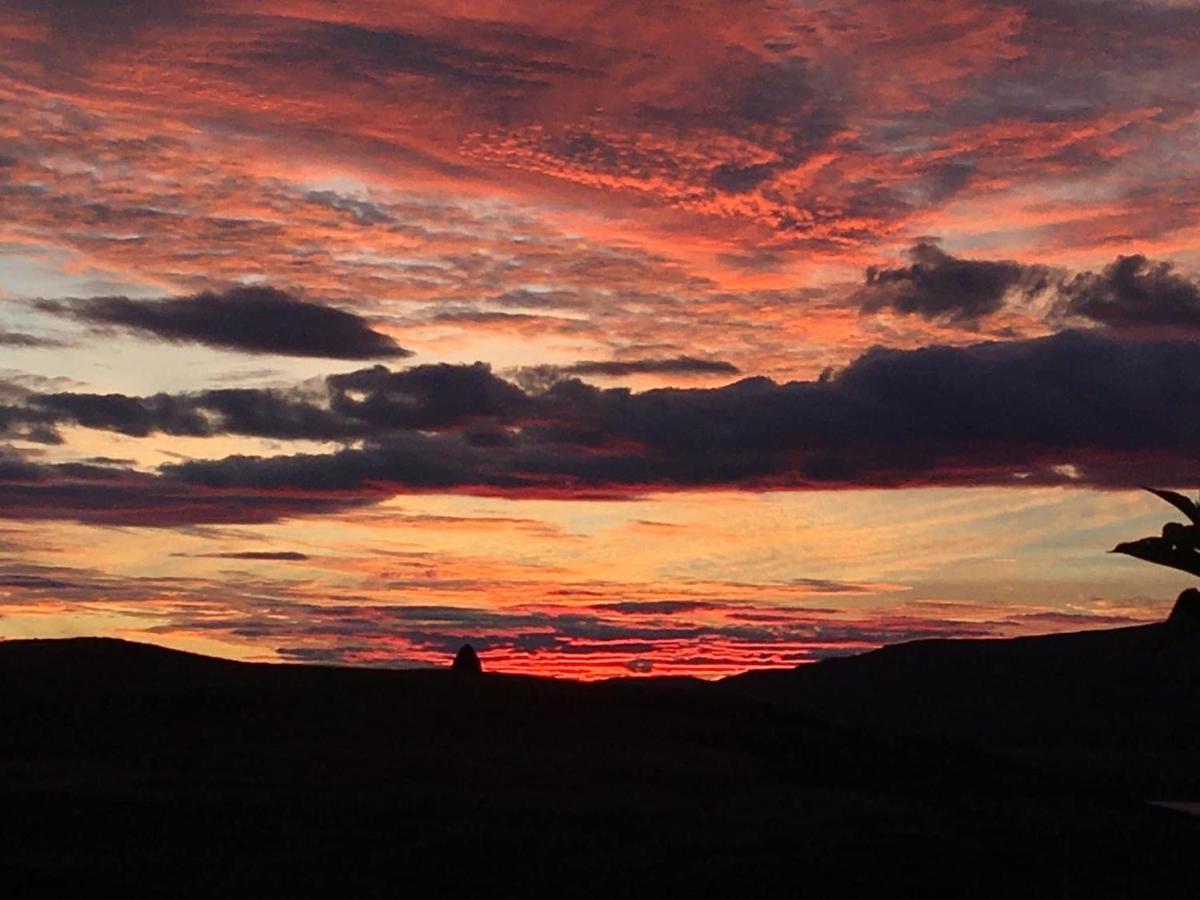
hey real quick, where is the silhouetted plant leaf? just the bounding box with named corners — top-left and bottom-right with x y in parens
top-left (1142, 486), bottom-right (1200, 525)
top-left (1112, 537), bottom-right (1200, 578)
top-left (1111, 487), bottom-right (1200, 578)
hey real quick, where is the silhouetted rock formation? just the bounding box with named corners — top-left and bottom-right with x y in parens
top-left (1168, 588), bottom-right (1200, 631)
top-left (452, 643), bottom-right (482, 675)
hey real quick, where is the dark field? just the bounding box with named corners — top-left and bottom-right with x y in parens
top-left (3, 630), bottom-right (1199, 898)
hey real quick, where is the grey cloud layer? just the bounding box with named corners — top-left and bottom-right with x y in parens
top-left (160, 330), bottom-right (1200, 494)
top-left (3, 329), bottom-right (1198, 527)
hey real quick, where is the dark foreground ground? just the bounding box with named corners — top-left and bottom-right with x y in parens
top-left (1, 635), bottom-right (1198, 898)
top-left (727, 610), bottom-right (1200, 800)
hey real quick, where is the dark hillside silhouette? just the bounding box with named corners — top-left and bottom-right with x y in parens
top-left (725, 598), bottom-right (1200, 799)
top-left (2, 637), bottom-right (1199, 897)
top-left (727, 487), bottom-right (1200, 802)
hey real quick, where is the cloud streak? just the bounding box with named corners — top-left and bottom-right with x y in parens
top-left (40, 287), bottom-right (412, 360)
top-left (563, 357), bottom-right (740, 377)
top-left (0, 329), bottom-right (62, 349)
top-left (178, 551), bottom-right (311, 561)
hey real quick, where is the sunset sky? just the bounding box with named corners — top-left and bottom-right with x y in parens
top-left (1, 0), bottom-right (1199, 677)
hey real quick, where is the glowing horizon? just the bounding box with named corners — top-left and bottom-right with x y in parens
top-left (1, 0), bottom-right (1198, 677)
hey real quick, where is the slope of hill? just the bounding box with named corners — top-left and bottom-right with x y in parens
top-left (725, 598), bottom-right (1200, 800)
top-left (3, 636), bottom-right (1199, 897)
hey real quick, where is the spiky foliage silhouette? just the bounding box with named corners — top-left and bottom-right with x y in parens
top-left (1112, 488), bottom-right (1200, 578)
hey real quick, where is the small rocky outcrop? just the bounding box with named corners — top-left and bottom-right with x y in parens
top-left (1167, 588), bottom-right (1200, 632)
top-left (452, 643), bottom-right (482, 675)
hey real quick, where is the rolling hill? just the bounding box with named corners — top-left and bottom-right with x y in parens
top-left (725, 592), bottom-right (1200, 800)
top-left (2, 633), bottom-right (1199, 896)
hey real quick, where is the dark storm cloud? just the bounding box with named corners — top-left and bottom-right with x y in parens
top-left (39, 286), bottom-right (412, 360)
top-left (9, 329), bottom-right (1200, 524)
top-left (858, 246), bottom-right (1200, 332)
top-left (1059, 255), bottom-right (1200, 332)
top-left (163, 435), bottom-right (503, 493)
top-left (327, 363), bottom-right (529, 429)
top-left (859, 242), bottom-right (1053, 325)
top-left (31, 392), bottom-right (216, 438)
top-left (0, 402), bottom-right (63, 444)
top-left (32, 386), bottom-right (362, 441)
top-left (154, 330), bottom-right (1200, 495)
top-left (26, 362), bottom-right (530, 442)
top-left (564, 357), bottom-right (740, 377)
